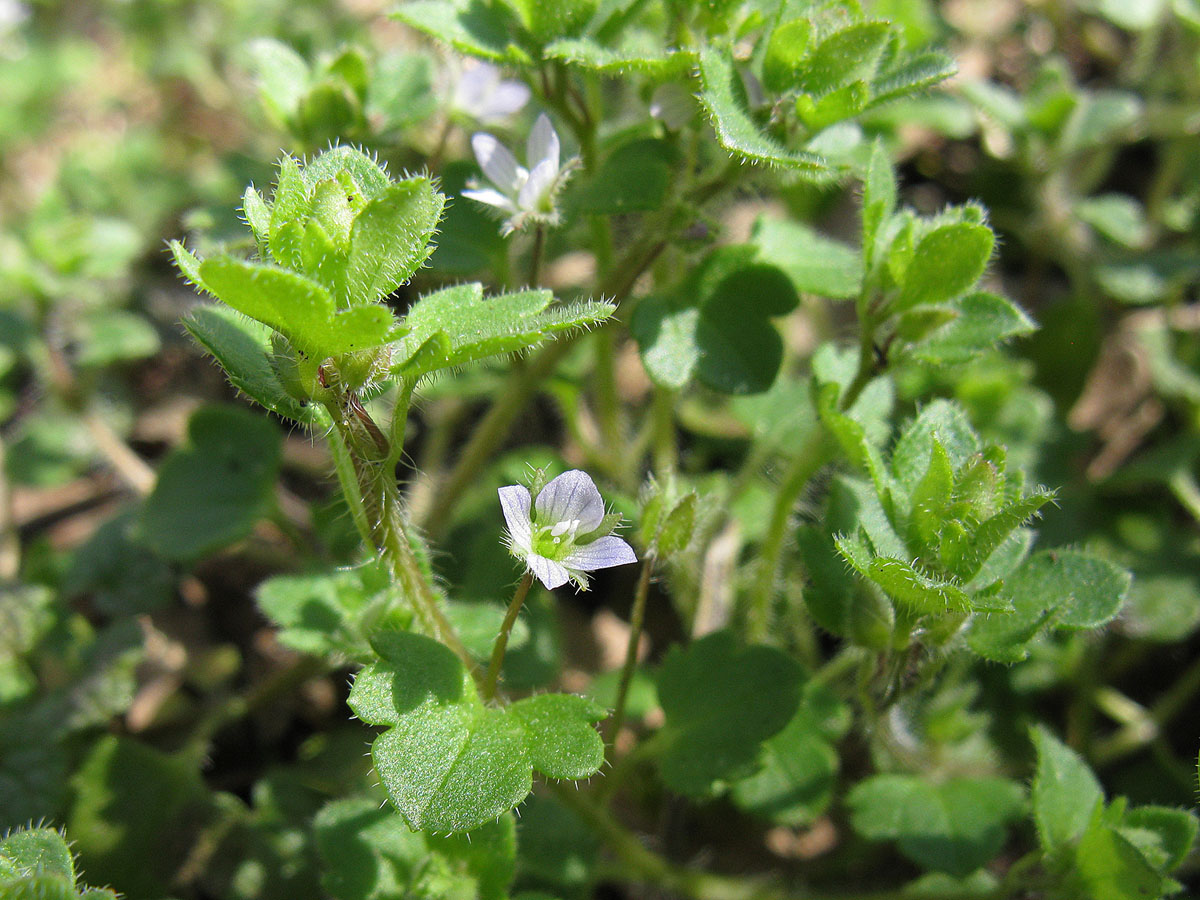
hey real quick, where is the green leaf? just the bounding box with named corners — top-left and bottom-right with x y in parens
top-left (394, 283), bottom-right (613, 379)
top-left (183, 305), bottom-right (315, 423)
top-left (63, 511), bottom-right (174, 616)
top-left (866, 557), bottom-right (971, 615)
top-left (947, 490), bottom-right (1055, 582)
top-left (891, 400), bottom-right (980, 490)
top-left (392, 0), bottom-right (531, 64)
top-left (762, 19), bottom-right (813, 94)
top-left (752, 218), bottom-right (862, 298)
top-left (257, 561), bottom-right (406, 661)
top-left (544, 36), bottom-right (695, 76)
top-left (795, 22), bottom-right (890, 96)
top-left (197, 257), bottom-right (399, 359)
top-left (729, 680), bottom-right (849, 826)
top-left (244, 38), bottom-right (309, 124)
top-left (895, 223), bottom-right (994, 312)
top-left (631, 299), bottom-right (700, 390)
top-left (847, 775), bottom-right (1026, 877)
top-left (427, 161), bottom-right (505, 274)
top-left (0, 829), bottom-right (75, 882)
top-left (909, 292), bottom-right (1036, 365)
top-left (343, 178), bottom-right (445, 305)
top-left (1031, 725), bottom-right (1104, 852)
top-left (632, 246), bottom-right (799, 394)
top-left (862, 140), bottom-right (896, 267)
top-left (572, 138), bottom-right (677, 215)
top-left (1076, 813), bottom-right (1166, 900)
top-left (697, 48), bottom-right (833, 174)
top-left (68, 736), bottom-right (217, 899)
top-left (870, 50), bottom-right (957, 106)
top-left (368, 52), bottom-right (437, 133)
top-left (138, 405), bottom-right (282, 560)
top-left (509, 693), bottom-right (606, 780)
top-left (0, 703), bottom-right (69, 829)
top-left (1076, 193), bottom-right (1151, 249)
top-left (300, 145), bottom-right (393, 199)
top-left (313, 796), bottom-right (516, 900)
top-left (507, 0), bottom-right (597, 41)
top-left (348, 631), bottom-right (606, 833)
top-left (74, 310), bottom-right (159, 368)
top-left (1122, 806), bottom-right (1199, 873)
top-left (967, 550), bottom-right (1131, 661)
top-left (655, 631), bottom-right (803, 797)
top-left (908, 440), bottom-right (953, 549)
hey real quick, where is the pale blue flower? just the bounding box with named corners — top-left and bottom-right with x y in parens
top-left (452, 61), bottom-right (530, 124)
top-left (499, 470), bottom-right (637, 590)
top-left (462, 113), bottom-right (574, 235)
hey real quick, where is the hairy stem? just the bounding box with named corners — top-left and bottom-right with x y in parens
top-left (606, 557), bottom-right (654, 750)
top-left (483, 572), bottom-right (533, 701)
top-left (745, 433), bottom-right (832, 645)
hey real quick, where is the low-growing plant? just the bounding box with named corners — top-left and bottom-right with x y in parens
top-left (2, 1), bottom-right (1199, 899)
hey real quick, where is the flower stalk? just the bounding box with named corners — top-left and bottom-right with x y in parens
top-left (483, 571), bottom-right (534, 701)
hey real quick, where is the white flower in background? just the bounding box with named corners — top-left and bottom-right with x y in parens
top-left (462, 113), bottom-right (575, 235)
top-left (452, 60), bottom-right (531, 124)
top-left (499, 469), bottom-right (638, 590)
top-left (0, 0), bottom-right (29, 39)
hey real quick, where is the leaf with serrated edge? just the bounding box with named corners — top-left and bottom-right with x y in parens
top-left (698, 48), bottom-right (833, 174)
top-left (393, 283), bottom-right (613, 378)
top-left (198, 257), bottom-right (397, 359)
top-left (348, 631), bottom-right (606, 833)
top-left (343, 178), bottom-right (445, 306)
top-left (183, 306), bottom-right (315, 423)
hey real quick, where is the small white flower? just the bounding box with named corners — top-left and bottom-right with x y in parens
top-left (452, 60), bottom-right (531, 125)
top-left (499, 469), bottom-right (638, 590)
top-left (462, 113), bottom-right (575, 236)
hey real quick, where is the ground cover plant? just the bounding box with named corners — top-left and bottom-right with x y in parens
top-left (2, 0), bottom-right (1199, 898)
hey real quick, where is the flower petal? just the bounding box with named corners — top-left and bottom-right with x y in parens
top-left (461, 186), bottom-right (518, 214)
top-left (534, 470), bottom-right (605, 533)
top-left (517, 158), bottom-right (558, 213)
top-left (526, 112), bottom-right (560, 173)
top-left (453, 61), bottom-right (496, 114)
top-left (479, 81), bottom-right (531, 122)
top-left (527, 553), bottom-right (570, 590)
top-left (498, 484), bottom-right (533, 551)
top-left (471, 132), bottom-right (522, 192)
top-left (562, 535), bottom-right (638, 572)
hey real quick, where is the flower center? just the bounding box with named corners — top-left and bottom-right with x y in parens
top-left (532, 518), bottom-right (582, 561)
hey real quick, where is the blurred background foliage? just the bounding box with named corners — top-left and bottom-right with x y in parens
top-left (1, 0), bottom-right (1199, 898)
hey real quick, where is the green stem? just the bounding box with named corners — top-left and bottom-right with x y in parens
top-left (483, 572), bottom-right (533, 701)
top-left (651, 386), bottom-right (678, 475)
top-left (528, 224), bottom-right (546, 287)
top-left (325, 397), bottom-right (472, 671)
top-left (745, 433), bottom-right (832, 645)
top-left (606, 557), bottom-right (654, 750)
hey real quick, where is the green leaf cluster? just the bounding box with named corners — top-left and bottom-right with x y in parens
top-left (176, 148), bottom-right (611, 421)
top-left (0, 827), bottom-right (117, 900)
top-left (245, 39), bottom-right (436, 146)
top-left (859, 145), bottom-right (1035, 367)
top-left (1031, 728), bottom-right (1198, 899)
top-left (814, 396), bottom-right (1130, 656)
top-left (348, 630), bottom-right (607, 833)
